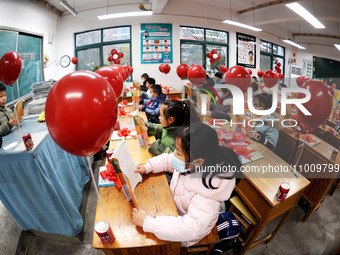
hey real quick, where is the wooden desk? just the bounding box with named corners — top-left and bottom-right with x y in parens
top-left (163, 86), bottom-right (182, 99)
top-left (233, 139), bottom-right (310, 255)
top-left (312, 124), bottom-right (340, 149)
top-left (275, 128), bottom-right (340, 221)
top-left (93, 112), bottom-right (181, 255)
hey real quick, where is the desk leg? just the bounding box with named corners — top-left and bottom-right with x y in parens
top-left (265, 208), bottom-right (293, 244)
top-left (238, 221), bottom-right (267, 255)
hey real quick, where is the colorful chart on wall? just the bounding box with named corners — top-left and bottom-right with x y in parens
top-left (141, 23), bottom-right (173, 64)
top-left (237, 33), bottom-right (256, 68)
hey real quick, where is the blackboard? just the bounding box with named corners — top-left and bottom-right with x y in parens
top-left (313, 56), bottom-right (340, 89)
top-left (0, 30), bottom-right (42, 103)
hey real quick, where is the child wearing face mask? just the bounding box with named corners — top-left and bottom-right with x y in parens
top-left (146, 99), bottom-right (201, 156)
top-left (132, 123), bottom-right (241, 247)
top-left (207, 88), bottom-right (233, 120)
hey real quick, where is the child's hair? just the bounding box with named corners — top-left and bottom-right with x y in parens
top-left (177, 123), bottom-right (241, 189)
top-left (146, 77), bottom-right (156, 86)
top-left (150, 84), bottom-right (162, 95)
top-left (254, 93), bottom-right (272, 109)
top-left (251, 82), bottom-right (258, 91)
top-left (141, 73), bottom-right (149, 79)
top-left (249, 51), bottom-right (253, 55)
top-left (252, 76), bottom-right (258, 82)
top-left (215, 72), bottom-right (223, 79)
top-left (279, 83), bottom-right (287, 88)
top-left (162, 99), bottom-right (201, 127)
top-left (0, 83), bottom-right (6, 92)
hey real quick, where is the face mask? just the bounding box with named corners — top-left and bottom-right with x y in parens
top-left (170, 153), bottom-right (186, 173)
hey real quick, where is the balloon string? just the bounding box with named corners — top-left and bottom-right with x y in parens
top-left (86, 156), bottom-right (112, 227)
top-left (295, 129), bottom-right (308, 167)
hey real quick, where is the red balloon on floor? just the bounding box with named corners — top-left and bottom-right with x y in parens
top-left (96, 66), bottom-right (123, 97)
top-left (298, 80), bottom-right (333, 130)
top-left (224, 66), bottom-right (251, 93)
top-left (45, 71), bottom-right (118, 157)
top-left (0, 51), bottom-right (22, 85)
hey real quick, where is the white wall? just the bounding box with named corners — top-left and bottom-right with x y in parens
top-left (0, 0), bottom-right (59, 81)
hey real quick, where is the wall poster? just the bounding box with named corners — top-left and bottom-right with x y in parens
top-left (237, 33), bottom-right (256, 68)
top-left (141, 23), bottom-right (173, 64)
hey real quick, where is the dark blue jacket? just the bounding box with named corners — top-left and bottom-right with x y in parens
top-left (142, 93), bottom-right (167, 123)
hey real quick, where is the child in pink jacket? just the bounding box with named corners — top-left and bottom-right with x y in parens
top-left (133, 122), bottom-right (241, 247)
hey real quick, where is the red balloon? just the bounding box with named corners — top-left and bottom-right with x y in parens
top-left (277, 62), bottom-right (281, 67)
top-left (111, 65), bottom-right (127, 81)
top-left (122, 65), bottom-right (131, 76)
top-left (279, 73), bottom-right (284, 80)
top-left (225, 66), bottom-right (251, 94)
top-left (111, 49), bottom-right (118, 55)
top-left (118, 52), bottom-right (124, 59)
top-left (0, 51), bottom-right (22, 85)
top-left (275, 65), bottom-right (280, 72)
top-left (210, 58), bottom-right (216, 63)
top-left (257, 70), bottom-right (264, 78)
top-left (206, 53), bottom-right (212, 58)
top-left (298, 80), bottom-right (333, 130)
top-left (263, 70), bottom-right (279, 88)
top-left (159, 64), bottom-right (165, 73)
top-left (187, 65), bottom-right (206, 84)
top-left (176, 63), bottom-right (189, 79)
top-left (45, 71), bottom-right (117, 156)
top-left (297, 76), bottom-right (309, 87)
top-left (108, 56), bottom-right (113, 62)
top-left (129, 66), bottom-right (133, 75)
top-left (114, 59), bottom-right (120, 65)
top-left (162, 64), bottom-right (171, 74)
top-left (220, 65), bottom-right (228, 73)
top-left (247, 69), bottom-right (252, 75)
top-left (328, 86), bottom-right (335, 96)
top-left (72, 57), bottom-right (78, 64)
top-left (96, 66), bottom-right (123, 98)
top-left (211, 49), bottom-right (217, 54)
top-left (216, 55), bottom-right (221, 60)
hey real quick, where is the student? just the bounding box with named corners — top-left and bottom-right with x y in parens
top-left (132, 123), bottom-right (241, 247)
top-left (140, 73), bottom-right (149, 92)
top-left (147, 99), bottom-right (201, 156)
top-left (207, 88), bottom-right (233, 120)
top-left (251, 82), bottom-right (262, 96)
top-left (139, 85), bottom-right (166, 123)
top-left (214, 72), bottom-right (225, 84)
top-left (247, 93), bottom-right (280, 150)
top-left (0, 83), bottom-right (17, 136)
top-left (141, 77), bottom-right (155, 101)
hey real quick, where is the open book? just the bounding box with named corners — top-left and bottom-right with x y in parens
top-left (133, 115), bottom-right (149, 148)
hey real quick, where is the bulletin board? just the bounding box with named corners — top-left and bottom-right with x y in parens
top-left (237, 33), bottom-right (256, 68)
top-left (140, 23), bottom-right (173, 64)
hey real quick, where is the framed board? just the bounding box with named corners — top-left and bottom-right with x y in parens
top-left (237, 33), bottom-right (256, 68)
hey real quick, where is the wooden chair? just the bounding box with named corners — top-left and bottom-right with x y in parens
top-left (181, 227), bottom-right (219, 255)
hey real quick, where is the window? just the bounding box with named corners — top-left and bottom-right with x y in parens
top-left (75, 26), bottom-right (131, 80)
top-left (180, 26), bottom-right (228, 77)
top-left (260, 40), bottom-right (285, 75)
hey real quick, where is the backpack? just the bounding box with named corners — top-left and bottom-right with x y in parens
top-left (211, 212), bottom-right (241, 255)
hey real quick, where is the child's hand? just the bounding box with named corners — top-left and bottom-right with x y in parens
top-left (9, 117), bottom-right (17, 127)
top-left (247, 130), bottom-right (257, 139)
top-left (132, 208), bottom-right (148, 227)
top-left (138, 105), bottom-right (143, 110)
top-left (134, 165), bottom-right (147, 175)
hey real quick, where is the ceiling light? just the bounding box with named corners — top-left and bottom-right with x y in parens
top-left (59, 0), bottom-right (78, 16)
top-left (98, 11), bottom-right (153, 20)
top-left (286, 2), bottom-right (325, 29)
top-left (283, 39), bottom-right (306, 49)
top-left (222, 20), bottom-right (262, 32)
top-left (335, 44), bottom-right (340, 51)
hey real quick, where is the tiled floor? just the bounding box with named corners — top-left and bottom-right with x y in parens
top-left (1, 159), bottom-right (339, 255)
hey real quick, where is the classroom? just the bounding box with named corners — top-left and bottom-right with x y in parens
top-left (0, 0), bottom-right (339, 255)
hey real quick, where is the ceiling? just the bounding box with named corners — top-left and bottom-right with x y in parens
top-left (44, 0), bottom-right (340, 52)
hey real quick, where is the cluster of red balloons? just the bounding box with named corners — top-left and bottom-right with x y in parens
top-left (220, 65), bottom-right (228, 73)
top-left (0, 51), bottom-right (22, 86)
top-left (176, 63), bottom-right (189, 79)
top-left (108, 49), bottom-right (124, 65)
top-left (206, 49), bottom-right (221, 63)
top-left (159, 64), bottom-right (171, 74)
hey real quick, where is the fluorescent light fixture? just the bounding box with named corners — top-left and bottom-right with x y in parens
top-left (222, 20), bottom-right (262, 32)
top-left (286, 2), bottom-right (325, 29)
top-left (98, 11), bottom-right (153, 20)
top-left (59, 0), bottom-right (78, 16)
top-left (283, 39), bottom-right (306, 49)
top-left (335, 44), bottom-right (340, 51)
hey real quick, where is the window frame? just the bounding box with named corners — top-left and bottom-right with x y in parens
top-left (260, 39), bottom-right (285, 74)
top-left (74, 25), bottom-right (132, 80)
top-left (180, 26), bottom-right (229, 72)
